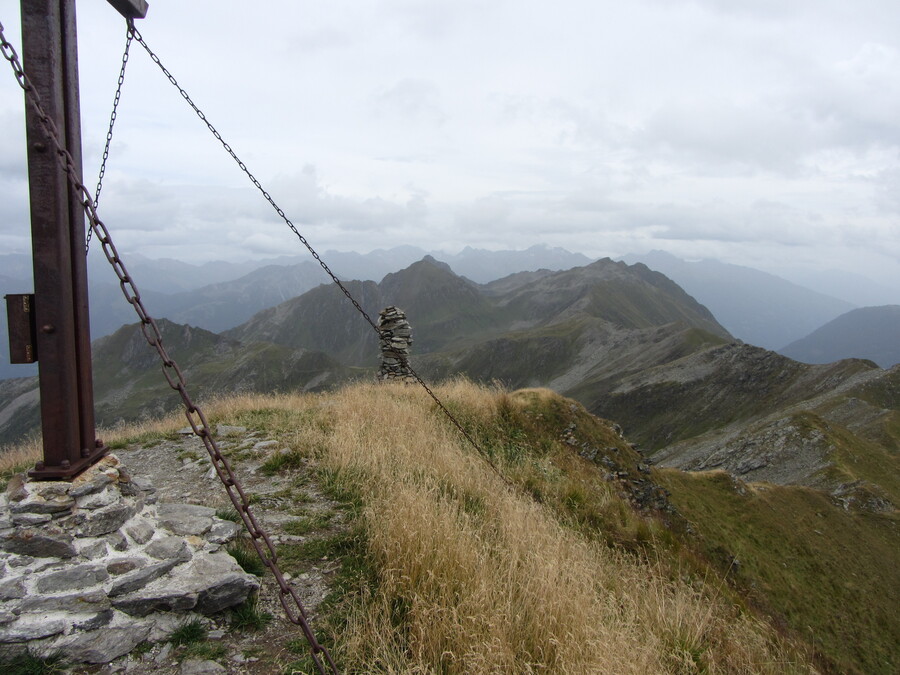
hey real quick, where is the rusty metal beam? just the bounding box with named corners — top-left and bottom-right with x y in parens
top-left (21, 0), bottom-right (106, 479)
top-left (106, 0), bottom-right (149, 20)
top-left (5, 294), bottom-right (38, 364)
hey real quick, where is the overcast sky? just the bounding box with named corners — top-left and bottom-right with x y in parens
top-left (1, 0), bottom-right (899, 291)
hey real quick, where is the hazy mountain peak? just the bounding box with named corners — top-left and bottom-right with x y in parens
top-left (419, 255), bottom-right (455, 274)
top-left (780, 305), bottom-right (900, 368)
top-left (622, 251), bottom-right (854, 349)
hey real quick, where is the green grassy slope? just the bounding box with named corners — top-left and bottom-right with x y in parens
top-left (658, 470), bottom-right (900, 675)
top-left (89, 320), bottom-right (357, 427)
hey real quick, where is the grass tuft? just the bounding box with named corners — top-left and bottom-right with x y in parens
top-left (168, 618), bottom-right (207, 647)
top-left (0, 649), bottom-right (66, 675)
top-left (226, 540), bottom-right (266, 577)
top-left (259, 449), bottom-right (305, 475)
top-left (283, 511), bottom-right (332, 536)
top-left (231, 595), bottom-right (273, 631)
top-left (214, 506), bottom-right (241, 523)
top-left (181, 642), bottom-right (227, 662)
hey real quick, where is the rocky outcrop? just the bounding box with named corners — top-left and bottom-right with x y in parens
top-left (0, 456), bottom-right (258, 663)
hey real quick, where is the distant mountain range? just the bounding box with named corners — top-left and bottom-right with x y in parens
top-left (2, 246), bottom-right (897, 381)
top-left (0, 245), bottom-right (589, 380)
top-left (780, 305), bottom-right (900, 368)
top-left (779, 267), bottom-right (900, 307)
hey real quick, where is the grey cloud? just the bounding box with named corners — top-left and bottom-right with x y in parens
top-left (287, 27), bottom-right (353, 55)
top-left (373, 79), bottom-right (446, 126)
top-left (640, 100), bottom-right (825, 176)
top-left (0, 173), bottom-right (29, 247)
top-left (874, 168), bottom-right (900, 214)
top-left (387, 0), bottom-right (473, 40)
top-left (0, 111), bottom-right (26, 177)
top-left (801, 43), bottom-right (900, 149)
top-left (454, 195), bottom-right (512, 231)
top-left (2, 0), bottom-right (897, 285)
top-left (271, 166), bottom-right (429, 234)
top-left (14, 163), bottom-right (433, 262)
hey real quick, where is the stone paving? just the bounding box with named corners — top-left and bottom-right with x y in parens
top-left (0, 426), bottom-right (346, 674)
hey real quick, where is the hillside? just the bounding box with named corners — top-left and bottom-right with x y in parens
top-left (780, 305), bottom-right (900, 368)
top-left (1, 247), bottom-right (898, 672)
top-left (0, 320), bottom-right (356, 442)
top-left (3, 256), bottom-right (896, 507)
top-left (577, 339), bottom-right (899, 499)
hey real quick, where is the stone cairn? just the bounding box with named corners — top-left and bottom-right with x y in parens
top-left (378, 306), bottom-right (414, 382)
top-left (0, 455), bottom-right (258, 664)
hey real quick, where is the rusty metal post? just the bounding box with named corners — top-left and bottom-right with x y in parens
top-left (20, 0), bottom-right (105, 479)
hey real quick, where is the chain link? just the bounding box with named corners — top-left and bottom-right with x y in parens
top-left (0, 20), bottom-right (27, 90)
top-left (87, 19), bottom-right (134, 253)
top-left (1, 20), bottom-right (338, 675)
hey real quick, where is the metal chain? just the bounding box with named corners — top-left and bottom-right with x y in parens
top-left (129, 27), bottom-right (516, 489)
top-left (0, 20), bottom-right (338, 675)
top-left (0, 19), bottom-right (27, 89)
top-left (87, 19), bottom-right (134, 253)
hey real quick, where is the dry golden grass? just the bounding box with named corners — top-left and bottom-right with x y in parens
top-left (209, 380), bottom-right (809, 674)
top-left (1, 380), bottom-right (813, 673)
top-left (324, 382), bottom-right (812, 674)
top-left (0, 435), bottom-right (41, 478)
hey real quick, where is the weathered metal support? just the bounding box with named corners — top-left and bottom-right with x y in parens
top-left (21, 0), bottom-right (105, 479)
top-left (4, 294), bottom-right (38, 364)
top-left (106, 0), bottom-right (149, 20)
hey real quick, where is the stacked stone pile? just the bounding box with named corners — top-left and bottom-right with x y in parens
top-left (0, 455), bottom-right (258, 664)
top-left (378, 306), bottom-right (413, 381)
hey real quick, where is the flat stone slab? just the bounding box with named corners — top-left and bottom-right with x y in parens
top-left (75, 501), bottom-right (139, 538)
top-left (0, 528), bottom-right (76, 559)
top-left (125, 517), bottom-right (155, 545)
top-left (0, 578), bottom-right (25, 601)
top-left (157, 503), bottom-right (216, 536)
top-left (60, 624), bottom-right (152, 664)
top-left (111, 550), bottom-right (258, 617)
top-left (205, 520), bottom-right (240, 545)
top-left (108, 559), bottom-right (180, 598)
top-left (36, 563), bottom-right (109, 593)
top-left (19, 589), bottom-right (110, 613)
top-left (216, 425), bottom-right (247, 436)
top-left (181, 660), bottom-right (227, 674)
top-left (0, 617), bottom-right (67, 642)
top-left (145, 535), bottom-right (192, 562)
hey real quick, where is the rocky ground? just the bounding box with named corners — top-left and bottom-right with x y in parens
top-left (65, 426), bottom-right (347, 675)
